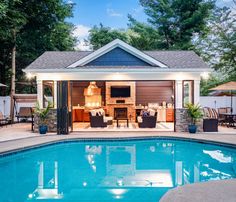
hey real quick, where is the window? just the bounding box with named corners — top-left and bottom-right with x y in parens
top-left (183, 81), bottom-right (193, 107)
top-left (43, 81), bottom-right (54, 108)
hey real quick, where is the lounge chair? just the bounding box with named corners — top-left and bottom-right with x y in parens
top-left (89, 112), bottom-right (108, 128)
top-left (138, 110), bottom-right (158, 128)
top-left (16, 107), bottom-right (33, 122)
top-left (16, 107), bottom-right (34, 131)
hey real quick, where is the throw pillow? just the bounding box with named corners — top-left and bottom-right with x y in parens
top-left (90, 110), bottom-right (96, 116)
top-left (142, 111), bottom-right (150, 117)
top-left (148, 109), bottom-right (156, 116)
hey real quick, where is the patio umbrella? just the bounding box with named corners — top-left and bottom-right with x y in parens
top-left (210, 81), bottom-right (236, 113)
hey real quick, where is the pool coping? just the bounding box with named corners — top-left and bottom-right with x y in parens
top-left (0, 133), bottom-right (236, 156)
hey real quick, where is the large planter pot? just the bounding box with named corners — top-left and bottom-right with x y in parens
top-left (39, 125), bottom-right (48, 134)
top-left (188, 124), bottom-right (197, 134)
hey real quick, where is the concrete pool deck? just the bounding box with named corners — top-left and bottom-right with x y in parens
top-left (160, 179), bottom-right (236, 202)
top-left (0, 123), bottom-right (236, 154)
top-left (0, 123), bottom-right (236, 202)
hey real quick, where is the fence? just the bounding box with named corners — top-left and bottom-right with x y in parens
top-left (200, 96), bottom-right (236, 113)
top-left (0, 96), bottom-right (35, 117)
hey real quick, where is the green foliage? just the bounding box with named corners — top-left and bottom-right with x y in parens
top-left (138, 0), bottom-right (214, 50)
top-left (88, 0), bottom-right (214, 51)
top-left (0, 0), bottom-right (76, 95)
top-left (195, 6), bottom-right (236, 80)
top-left (88, 24), bottom-right (128, 50)
top-left (34, 101), bottom-right (52, 125)
top-left (185, 103), bottom-right (203, 125)
top-left (127, 15), bottom-right (162, 50)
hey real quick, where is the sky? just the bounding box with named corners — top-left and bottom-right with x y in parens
top-left (68, 0), bottom-right (235, 50)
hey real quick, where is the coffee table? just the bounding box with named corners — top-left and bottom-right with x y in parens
top-left (116, 118), bottom-right (129, 128)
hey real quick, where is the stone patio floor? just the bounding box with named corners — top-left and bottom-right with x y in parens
top-left (0, 123), bottom-right (236, 202)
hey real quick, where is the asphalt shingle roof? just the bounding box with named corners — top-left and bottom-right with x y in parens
top-left (25, 50), bottom-right (209, 70)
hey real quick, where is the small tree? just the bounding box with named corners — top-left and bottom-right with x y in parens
top-left (186, 103), bottom-right (203, 125)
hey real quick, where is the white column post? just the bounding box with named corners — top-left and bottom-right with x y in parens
top-left (53, 81), bottom-right (57, 108)
top-left (175, 80), bottom-right (183, 109)
top-left (194, 80), bottom-right (200, 104)
top-left (37, 80), bottom-right (43, 108)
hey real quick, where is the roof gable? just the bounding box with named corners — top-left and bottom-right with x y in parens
top-left (86, 47), bottom-right (151, 66)
top-left (68, 39), bottom-right (167, 68)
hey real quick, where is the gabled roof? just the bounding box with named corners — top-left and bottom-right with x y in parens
top-left (144, 51), bottom-right (209, 69)
top-left (25, 51), bottom-right (91, 69)
top-left (68, 39), bottom-right (167, 68)
top-left (24, 39), bottom-right (209, 72)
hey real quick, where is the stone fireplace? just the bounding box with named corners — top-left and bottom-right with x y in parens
top-left (105, 81), bottom-right (136, 121)
top-left (114, 108), bottom-right (128, 119)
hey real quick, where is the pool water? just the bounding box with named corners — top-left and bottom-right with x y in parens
top-left (0, 139), bottom-right (236, 202)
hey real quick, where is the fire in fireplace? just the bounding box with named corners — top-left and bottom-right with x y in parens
top-left (114, 108), bottom-right (128, 119)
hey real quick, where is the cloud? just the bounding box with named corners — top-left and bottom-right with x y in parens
top-left (131, 5), bottom-right (143, 17)
top-left (107, 8), bottom-right (123, 17)
top-left (133, 6), bottom-right (143, 14)
top-left (73, 24), bottom-right (92, 51)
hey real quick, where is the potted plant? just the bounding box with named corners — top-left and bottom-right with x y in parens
top-left (186, 103), bottom-right (203, 133)
top-left (34, 101), bottom-right (52, 134)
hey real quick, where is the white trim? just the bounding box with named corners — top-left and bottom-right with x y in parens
top-left (23, 68), bottom-right (211, 74)
top-left (194, 80), bottom-right (201, 104)
top-left (53, 81), bottom-right (57, 108)
top-left (35, 72), bottom-right (201, 82)
top-left (37, 80), bottom-right (43, 108)
top-left (67, 39), bottom-right (168, 68)
top-left (175, 80), bottom-right (183, 109)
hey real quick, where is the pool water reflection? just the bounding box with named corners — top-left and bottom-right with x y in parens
top-left (0, 140), bottom-right (235, 202)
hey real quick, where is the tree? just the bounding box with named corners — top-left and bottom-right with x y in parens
top-left (195, 6), bottom-right (236, 80)
top-left (138, 0), bottom-right (214, 50)
top-left (88, 20), bottom-right (162, 51)
top-left (88, 24), bottom-right (128, 50)
top-left (0, 0), bottom-right (76, 95)
top-left (127, 15), bottom-right (162, 50)
top-left (0, 0), bottom-right (27, 120)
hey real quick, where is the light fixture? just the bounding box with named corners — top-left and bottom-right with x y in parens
top-left (84, 82), bottom-right (101, 96)
top-left (26, 72), bottom-right (34, 80)
top-left (84, 82), bottom-right (102, 108)
top-left (201, 72), bottom-right (210, 80)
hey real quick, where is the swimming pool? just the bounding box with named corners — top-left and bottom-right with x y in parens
top-left (0, 139), bottom-right (235, 202)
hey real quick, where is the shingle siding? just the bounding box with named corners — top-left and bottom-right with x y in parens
top-left (87, 47), bottom-right (151, 66)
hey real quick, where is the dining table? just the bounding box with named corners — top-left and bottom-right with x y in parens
top-left (219, 113), bottom-right (236, 128)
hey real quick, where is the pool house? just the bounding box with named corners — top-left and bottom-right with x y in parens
top-left (23, 39), bottom-right (210, 134)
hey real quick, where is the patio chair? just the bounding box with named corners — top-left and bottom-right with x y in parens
top-left (89, 112), bottom-right (107, 128)
top-left (226, 107), bottom-right (232, 113)
top-left (16, 107), bottom-right (33, 122)
top-left (218, 108), bottom-right (227, 124)
top-left (203, 107), bottom-right (218, 132)
top-left (138, 111), bottom-right (158, 128)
